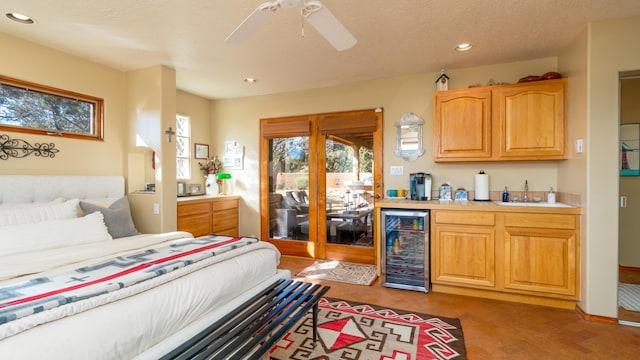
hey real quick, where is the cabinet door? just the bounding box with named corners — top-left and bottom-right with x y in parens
top-left (433, 88), bottom-right (492, 161)
top-left (211, 198), bottom-right (239, 236)
top-left (432, 225), bottom-right (495, 288)
top-left (177, 202), bottom-right (211, 237)
top-left (503, 227), bottom-right (577, 297)
top-left (493, 79), bottom-right (567, 159)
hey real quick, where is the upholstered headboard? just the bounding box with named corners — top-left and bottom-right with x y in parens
top-left (0, 175), bottom-right (124, 205)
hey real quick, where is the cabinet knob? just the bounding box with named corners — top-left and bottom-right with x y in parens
top-left (374, 194), bottom-right (381, 199)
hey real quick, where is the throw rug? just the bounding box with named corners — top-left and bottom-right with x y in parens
top-left (295, 261), bottom-right (377, 286)
top-left (619, 282), bottom-right (640, 312)
top-left (269, 297), bottom-right (466, 360)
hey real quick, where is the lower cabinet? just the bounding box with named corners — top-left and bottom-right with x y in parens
top-left (177, 196), bottom-right (239, 237)
top-left (431, 209), bottom-right (579, 307)
top-left (432, 211), bottom-right (496, 288)
top-left (503, 213), bottom-right (578, 297)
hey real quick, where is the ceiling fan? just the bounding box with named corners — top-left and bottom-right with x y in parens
top-left (225, 0), bottom-right (357, 51)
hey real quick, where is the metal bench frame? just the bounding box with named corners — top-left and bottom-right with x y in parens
top-left (161, 279), bottom-right (330, 360)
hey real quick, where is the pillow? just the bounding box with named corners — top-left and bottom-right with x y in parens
top-left (0, 212), bottom-right (112, 256)
top-left (79, 196), bottom-right (138, 239)
top-left (0, 198), bottom-right (79, 226)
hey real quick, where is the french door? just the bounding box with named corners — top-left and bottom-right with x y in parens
top-left (260, 109), bottom-right (383, 264)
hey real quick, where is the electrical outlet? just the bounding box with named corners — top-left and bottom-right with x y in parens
top-left (153, 203), bottom-right (160, 215)
top-left (390, 166), bottom-right (404, 175)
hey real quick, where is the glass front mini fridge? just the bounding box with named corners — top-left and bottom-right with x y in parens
top-left (381, 209), bottom-right (429, 292)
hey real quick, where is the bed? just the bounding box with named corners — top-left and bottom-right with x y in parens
top-left (0, 175), bottom-right (290, 359)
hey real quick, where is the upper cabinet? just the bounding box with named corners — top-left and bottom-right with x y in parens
top-left (433, 78), bottom-right (567, 162)
top-left (433, 87), bottom-right (492, 161)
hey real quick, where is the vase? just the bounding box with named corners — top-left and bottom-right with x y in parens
top-left (205, 174), bottom-right (216, 195)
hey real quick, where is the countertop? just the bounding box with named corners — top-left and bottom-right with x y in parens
top-left (375, 198), bottom-right (582, 214)
top-left (176, 194), bottom-right (239, 202)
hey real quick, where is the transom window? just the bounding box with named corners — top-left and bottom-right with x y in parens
top-left (176, 114), bottom-right (191, 179)
top-left (0, 75), bottom-right (104, 140)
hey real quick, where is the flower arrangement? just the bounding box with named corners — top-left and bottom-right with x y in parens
top-left (199, 155), bottom-right (224, 192)
top-left (199, 155), bottom-right (223, 176)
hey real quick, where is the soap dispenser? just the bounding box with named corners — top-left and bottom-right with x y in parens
top-left (502, 187), bottom-right (510, 202)
top-left (548, 187), bottom-right (556, 204)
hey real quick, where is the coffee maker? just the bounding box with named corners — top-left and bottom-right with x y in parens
top-left (410, 172), bottom-right (432, 200)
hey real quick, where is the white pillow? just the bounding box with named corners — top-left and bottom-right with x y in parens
top-left (0, 212), bottom-right (112, 256)
top-left (0, 198), bottom-right (79, 226)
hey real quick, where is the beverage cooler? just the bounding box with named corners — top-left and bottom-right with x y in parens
top-left (381, 209), bottom-right (430, 292)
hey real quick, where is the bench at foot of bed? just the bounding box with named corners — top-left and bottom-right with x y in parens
top-left (161, 279), bottom-right (330, 360)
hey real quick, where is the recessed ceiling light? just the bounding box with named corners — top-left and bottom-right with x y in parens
top-left (455, 43), bottom-right (473, 52)
top-left (244, 78), bottom-right (257, 84)
top-left (6, 12), bottom-right (35, 24)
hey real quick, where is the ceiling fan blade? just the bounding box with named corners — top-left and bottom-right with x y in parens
top-left (303, 1), bottom-right (357, 51)
top-left (225, 1), bottom-right (280, 43)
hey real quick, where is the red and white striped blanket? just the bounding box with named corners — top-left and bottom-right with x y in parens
top-left (0, 235), bottom-right (258, 326)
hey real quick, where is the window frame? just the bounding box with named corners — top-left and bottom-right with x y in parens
top-left (176, 114), bottom-right (191, 180)
top-left (0, 75), bottom-right (104, 141)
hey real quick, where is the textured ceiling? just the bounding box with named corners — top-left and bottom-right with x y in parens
top-left (1, 0), bottom-right (640, 99)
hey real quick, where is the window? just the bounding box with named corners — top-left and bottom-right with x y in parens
top-left (176, 114), bottom-right (191, 179)
top-left (0, 75), bottom-right (103, 140)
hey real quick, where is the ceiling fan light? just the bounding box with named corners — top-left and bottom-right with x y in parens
top-left (244, 78), bottom-right (257, 84)
top-left (6, 12), bottom-right (35, 24)
top-left (455, 43), bottom-right (473, 52)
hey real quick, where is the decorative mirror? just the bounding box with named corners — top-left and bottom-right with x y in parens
top-left (394, 112), bottom-right (425, 162)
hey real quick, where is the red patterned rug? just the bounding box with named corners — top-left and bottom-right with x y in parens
top-left (269, 297), bottom-right (466, 360)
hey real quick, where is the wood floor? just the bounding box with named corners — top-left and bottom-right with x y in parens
top-left (279, 256), bottom-right (640, 360)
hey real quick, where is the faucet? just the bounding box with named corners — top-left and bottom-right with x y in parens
top-left (523, 180), bottom-right (529, 202)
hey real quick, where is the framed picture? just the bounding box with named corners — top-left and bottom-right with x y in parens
top-left (233, 156), bottom-right (244, 170)
top-left (194, 143), bottom-right (209, 159)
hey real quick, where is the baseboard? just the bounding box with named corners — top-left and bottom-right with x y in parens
top-left (431, 284), bottom-right (577, 310)
top-left (619, 265), bottom-right (640, 272)
top-left (575, 304), bottom-right (619, 325)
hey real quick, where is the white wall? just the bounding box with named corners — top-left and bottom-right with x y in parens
top-left (583, 15), bottom-right (640, 318)
top-left (0, 32), bottom-right (127, 177)
top-left (211, 57), bottom-right (561, 240)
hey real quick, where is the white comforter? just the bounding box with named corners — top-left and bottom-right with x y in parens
top-left (0, 232), bottom-right (285, 359)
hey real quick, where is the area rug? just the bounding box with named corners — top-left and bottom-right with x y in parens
top-left (619, 282), bottom-right (640, 311)
top-left (295, 260), bottom-right (377, 286)
top-left (269, 297), bottom-right (466, 360)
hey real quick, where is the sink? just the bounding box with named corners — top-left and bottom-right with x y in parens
top-left (493, 201), bottom-right (573, 208)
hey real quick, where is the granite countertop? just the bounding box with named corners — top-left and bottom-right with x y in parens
top-left (375, 198), bottom-right (582, 214)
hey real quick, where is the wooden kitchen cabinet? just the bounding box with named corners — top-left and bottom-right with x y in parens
top-left (433, 88), bottom-right (492, 161)
top-left (503, 213), bottom-right (578, 297)
top-left (431, 211), bottom-right (496, 288)
top-left (430, 209), bottom-right (580, 307)
top-left (494, 79), bottom-right (567, 159)
top-left (433, 78), bottom-right (567, 162)
top-left (177, 196), bottom-right (239, 237)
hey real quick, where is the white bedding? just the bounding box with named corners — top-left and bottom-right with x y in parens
top-left (0, 233), bottom-right (287, 359)
top-left (0, 175), bottom-right (290, 359)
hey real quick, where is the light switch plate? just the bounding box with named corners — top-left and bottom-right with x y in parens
top-left (390, 166), bottom-right (404, 175)
top-left (575, 139), bottom-right (584, 153)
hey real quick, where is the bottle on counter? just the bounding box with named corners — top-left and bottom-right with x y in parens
top-left (548, 187), bottom-right (556, 204)
top-left (502, 186), bottom-right (510, 202)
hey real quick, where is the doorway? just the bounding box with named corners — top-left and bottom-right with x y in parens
top-left (618, 72), bottom-right (640, 325)
top-left (260, 108), bottom-right (383, 264)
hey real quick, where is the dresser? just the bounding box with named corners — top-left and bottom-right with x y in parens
top-left (177, 195), bottom-right (240, 237)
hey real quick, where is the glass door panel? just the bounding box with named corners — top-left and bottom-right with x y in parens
top-left (266, 136), bottom-right (314, 257)
top-left (322, 136), bottom-right (376, 264)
